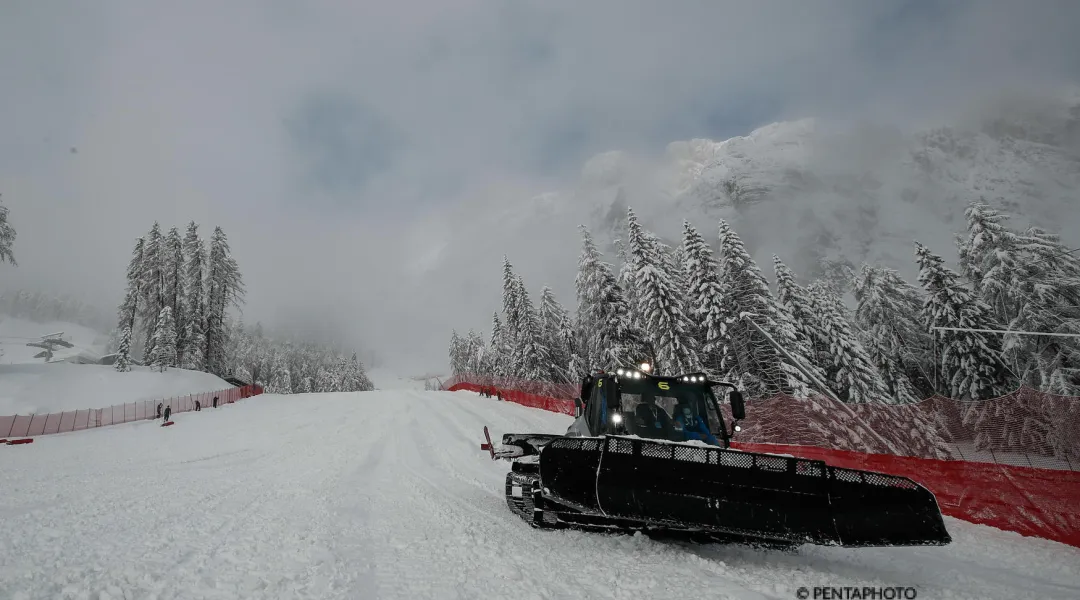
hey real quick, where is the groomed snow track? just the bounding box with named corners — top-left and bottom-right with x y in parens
top-left (2, 390), bottom-right (1079, 599)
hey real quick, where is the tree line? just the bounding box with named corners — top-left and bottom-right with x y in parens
top-left (450, 201), bottom-right (1080, 403)
top-left (113, 221), bottom-right (374, 393)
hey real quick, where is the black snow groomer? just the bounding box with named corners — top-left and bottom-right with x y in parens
top-left (483, 366), bottom-right (951, 549)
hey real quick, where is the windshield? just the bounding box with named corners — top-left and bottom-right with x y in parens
top-left (615, 378), bottom-right (724, 443)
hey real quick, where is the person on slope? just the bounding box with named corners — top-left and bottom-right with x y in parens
top-left (163, 404), bottom-right (172, 423)
top-left (156, 402), bottom-right (163, 419)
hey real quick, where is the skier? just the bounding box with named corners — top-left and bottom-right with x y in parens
top-left (163, 404), bottom-right (172, 423)
top-left (156, 402), bottom-right (163, 419)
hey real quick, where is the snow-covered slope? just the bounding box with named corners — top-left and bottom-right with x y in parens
top-left (366, 367), bottom-right (443, 391)
top-left (0, 315), bottom-right (110, 365)
top-left (0, 363), bottom-right (232, 415)
top-left (2, 390), bottom-right (1077, 599)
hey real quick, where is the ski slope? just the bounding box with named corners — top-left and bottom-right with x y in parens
top-left (2, 390), bottom-right (1078, 600)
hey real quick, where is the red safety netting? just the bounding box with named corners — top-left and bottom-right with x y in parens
top-left (445, 374), bottom-right (1080, 548)
top-left (0, 384), bottom-right (265, 438)
top-left (444, 374), bottom-right (1080, 471)
top-left (732, 441), bottom-right (1080, 549)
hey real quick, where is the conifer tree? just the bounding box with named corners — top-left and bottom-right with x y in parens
top-left (716, 220), bottom-right (812, 397)
top-left (180, 222), bottom-right (207, 369)
top-left (853, 264), bottom-right (934, 402)
top-left (267, 353), bottom-right (292, 394)
top-left (149, 306), bottom-right (178, 371)
top-left (204, 227), bottom-right (245, 376)
top-left (515, 278), bottom-right (554, 381)
top-left (448, 330), bottom-right (465, 376)
top-left (116, 237), bottom-right (145, 365)
top-left (772, 256), bottom-right (827, 371)
top-left (114, 326), bottom-right (133, 373)
top-left (575, 226), bottom-right (647, 370)
top-left (488, 312), bottom-right (509, 377)
top-left (165, 227), bottom-right (184, 348)
top-left (805, 281), bottom-right (891, 403)
top-left (682, 221), bottom-right (727, 378)
top-left (316, 367), bottom-right (335, 392)
top-left (539, 286), bottom-right (575, 381)
top-left (139, 223), bottom-right (166, 358)
top-left (915, 241), bottom-right (1010, 399)
top-left (626, 208), bottom-right (699, 374)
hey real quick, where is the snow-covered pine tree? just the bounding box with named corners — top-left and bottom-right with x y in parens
top-left (575, 226), bottom-right (647, 371)
top-left (514, 278), bottom-right (554, 381)
top-left (682, 221), bottom-right (728, 378)
top-left (716, 220), bottom-right (813, 398)
top-left (267, 352), bottom-right (292, 394)
top-left (114, 326), bottom-right (133, 373)
top-left (805, 281), bottom-right (891, 403)
top-left (315, 367), bottom-right (335, 393)
top-left (464, 330), bottom-right (486, 377)
top-left (958, 201), bottom-right (1080, 393)
top-left (488, 312), bottom-right (509, 378)
top-left (616, 239), bottom-right (642, 335)
top-left (353, 353), bottom-right (374, 391)
top-left (915, 241), bottom-right (1010, 400)
top-left (165, 227), bottom-right (184, 351)
top-left (116, 237), bottom-right (145, 363)
top-left (852, 264), bottom-right (935, 402)
top-left (449, 330), bottom-right (467, 377)
top-left (149, 306), bottom-right (178, 372)
top-left (502, 257), bottom-right (524, 346)
top-left (139, 223), bottom-right (166, 359)
top-left (179, 222), bottom-right (207, 369)
top-left (772, 256), bottom-right (828, 371)
top-left (625, 207), bottom-right (699, 374)
top-left (538, 286), bottom-right (575, 382)
top-left (204, 227), bottom-right (245, 376)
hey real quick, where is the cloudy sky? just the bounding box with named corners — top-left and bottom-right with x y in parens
top-left (2, 0), bottom-right (1078, 372)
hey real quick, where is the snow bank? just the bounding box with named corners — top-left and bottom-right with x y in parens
top-left (1, 390), bottom-right (1077, 599)
top-left (0, 363), bottom-right (231, 415)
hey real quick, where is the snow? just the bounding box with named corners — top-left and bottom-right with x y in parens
top-left (2, 389), bottom-right (1079, 599)
top-left (0, 363), bottom-right (231, 415)
top-left (0, 316), bottom-right (109, 365)
top-left (366, 367), bottom-right (440, 391)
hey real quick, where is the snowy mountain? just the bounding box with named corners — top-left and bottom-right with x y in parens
top-left (507, 89), bottom-right (1080, 287)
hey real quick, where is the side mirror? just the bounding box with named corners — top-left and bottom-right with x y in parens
top-left (574, 397), bottom-right (583, 418)
top-left (729, 390), bottom-right (746, 421)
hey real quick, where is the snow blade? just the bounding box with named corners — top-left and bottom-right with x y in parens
top-left (536, 436), bottom-right (950, 547)
top-left (5, 438), bottom-right (34, 445)
top-left (482, 426), bottom-right (496, 459)
top-left (161, 421), bottom-right (175, 427)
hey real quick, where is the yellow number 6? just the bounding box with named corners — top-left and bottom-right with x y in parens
top-left (657, 381), bottom-right (670, 390)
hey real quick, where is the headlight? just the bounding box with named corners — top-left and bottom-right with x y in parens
top-left (612, 413), bottom-right (623, 424)
top-left (734, 424), bottom-right (742, 432)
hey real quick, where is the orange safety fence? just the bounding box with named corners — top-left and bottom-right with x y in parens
top-left (0, 384), bottom-right (265, 438)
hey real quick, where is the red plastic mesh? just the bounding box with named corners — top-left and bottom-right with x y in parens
top-left (444, 374), bottom-right (1080, 471)
top-left (1, 385), bottom-right (265, 438)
